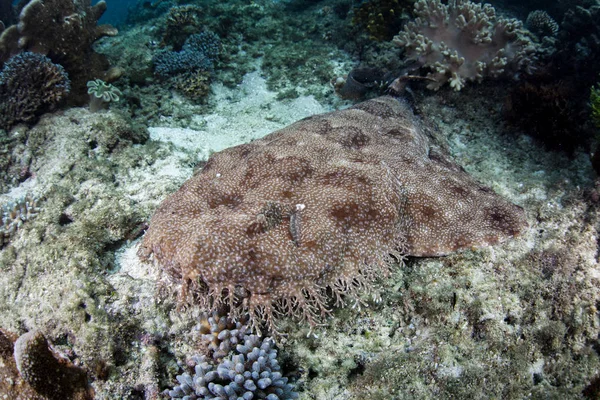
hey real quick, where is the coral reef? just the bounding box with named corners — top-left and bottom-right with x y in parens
top-left (393, 0), bottom-right (537, 90)
top-left (153, 31), bottom-right (220, 79)
top-left (0, 52), bottom-right (70, 130)
top-left (555, 2), bottom-right (600, 78)
top-left (169, 315), bottom-right (298, 399)
top-left (173, 70), bottom-right (213, 101)
top-left (525, 10), bottom-right (559, 38)
top-left (1, 194), bottom-right (39, 247)
top-left (162, 4), bottom-right (204, 49)
top-left (138, 96), bottom-right (527, 331)
top-left (0, 0), bottom-right (118, 104)
top-left (504, 80), bottom-right (593, 153)
top-left (198, 312), bottom-right (252, 360)
top-left (351, 0), bottom-right (416, 41)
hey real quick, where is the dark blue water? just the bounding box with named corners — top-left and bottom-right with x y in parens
top-left (97, 0), bottom-right (139, 28)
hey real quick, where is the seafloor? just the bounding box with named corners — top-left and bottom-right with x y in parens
top-left (1, 1), bottom-right (600, 399)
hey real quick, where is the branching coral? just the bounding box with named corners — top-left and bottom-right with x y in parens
top-left (0, 52), bottom-right (70, 130)
top-left (393, 0), bottom-right (538, 90)
top-left (169, 315), bottom-right (298, 400)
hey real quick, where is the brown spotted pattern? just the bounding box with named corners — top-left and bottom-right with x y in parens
top-left (138, 96), bottom-right (527, 328)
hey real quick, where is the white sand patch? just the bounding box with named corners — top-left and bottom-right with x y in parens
top-left (148, 72), bottom-right (328, 156)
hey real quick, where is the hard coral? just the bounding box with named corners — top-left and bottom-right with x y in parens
top-left (162, 5), bottom-right (204, 50)
top-left (393, 0), bottom-right (537, 90)
top-left (0, 52), bottom-right (70, 130)
top-left (525, 10), bottom-right (559, 38)
top-left (139, 96), bottom-right (527, 331)
top-left (153, 31), bottom-right (220, 79)
top-left (170, 323), bottom-right (298, 400)
top-left (352, 0), bottom-right (416, 41)
top-left (0, 0), bottom-right (117, 104)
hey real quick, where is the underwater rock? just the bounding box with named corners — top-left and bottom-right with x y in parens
top-left (138, 96), bottom-right (527, 330)
top-left (0, 329), bottom-right (93, 400)
top-left (14, 331), bottom-right (93, 400)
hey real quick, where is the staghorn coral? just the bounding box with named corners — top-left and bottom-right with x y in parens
top-left (0, 52), bottom-right (70, 130)
top-left (393, 0), bottom-right (538, 90)
top-left (138, 96), bottom-right (527, 331)
top-left (0, 0), bottom-right (118, 104)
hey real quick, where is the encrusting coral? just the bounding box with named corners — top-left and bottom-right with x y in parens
top-left (393, 0), bottom-right (537, 90)
top-left (138, 96), bottom-right (527, 331)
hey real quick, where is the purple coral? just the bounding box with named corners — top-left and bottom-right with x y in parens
top-left (153, 31), bottom-right (220, 79)
top-left (393, 0), bottom-right (538, 90)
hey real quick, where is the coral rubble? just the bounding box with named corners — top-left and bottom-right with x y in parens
top-left (138, 96), bottom-right (526, 331)
top-left (393, 0), bottom-right (537, 90)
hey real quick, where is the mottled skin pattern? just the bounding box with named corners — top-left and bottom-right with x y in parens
top-left (138, 96), bottom-right (527, 328)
